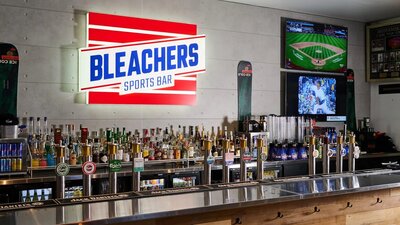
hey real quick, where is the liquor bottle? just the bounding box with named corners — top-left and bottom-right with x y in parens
top-left (40, 189), bottom-right (46, 201)
top-left (69, 145), bottom-right (77, 166)
top-left (33, 190), bottom-right (39, 202)
top-left (46, 140), bottom-right (56, 167)
top-left (75, 143), bottom-right (82, 165)
top-left (43, 117), bottom-right (49, 137)
top-left (182, 126), bottom-right (187, 139)
top-left (36, 117), bottom-right (41, 136)
top-left (28, 117), bottom-right (34, 137)
top-left (117, 138), bottom-right (124, 161)
top-left (99, 128), bottom-right (110, 163)
top-left (92, 138), bottom-right (100, 163)
top-left (170, 125), bottom-right (175, 140)
top-left (187, 133), bottom-right (195, 158)
top-left (25, 191), bottom-right (31, 202)
top-left (31, 135), bottom-right (40, 168)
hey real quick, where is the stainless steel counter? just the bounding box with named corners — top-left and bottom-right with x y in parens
top-left (0, 152), bottom-right (398, 186)
top-left (2, 170), bottom-right (400, 225)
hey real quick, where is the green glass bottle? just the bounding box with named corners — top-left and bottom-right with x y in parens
top-left (33, 190), bottom-right (39, 202)
top-left (25, 191), bottom-right (32, 202)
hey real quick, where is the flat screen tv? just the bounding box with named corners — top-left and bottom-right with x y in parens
top-left (284, 72), bottom-right (347, 122)
top-left (282, 18), bottom-right (348, 73)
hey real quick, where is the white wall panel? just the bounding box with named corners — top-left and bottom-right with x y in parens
top-left (0, 0), bottom-right (74, 13)
top-left (355, 93), bottom-right (370, 118)
top-left (17, 45), bottom-right (78, 84)
top-left (354, 69), bottom-right (369, 95)
top-left (203, 28), bottom-right (280, 63)
top-left (370, 83), bottom-right (400, 147)
top-left (0, 0), bottom-right (368, 134)
top-left (141, 0), bottom-right (206, 26)
top-left (348, 45), bottom-right (365, 70)
top-left (0, 6), bottom-right (31, 44)
top-left (71, 0), bottom-right (143, 17)
top-left (252, 90), bottom-right (281, 115)
top-left (198, 59), bottom-right (237, 90)
top-left (251, 63), bottom-right (281, 91)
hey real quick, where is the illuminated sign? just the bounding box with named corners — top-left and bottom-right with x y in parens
top-left (79, 12), bottom-right (206, 105)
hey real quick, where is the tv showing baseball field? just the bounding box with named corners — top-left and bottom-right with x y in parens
top-left (283, 18), bottom-right (348, 73)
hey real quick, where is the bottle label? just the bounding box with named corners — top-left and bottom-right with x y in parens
top-left (100, 155), bottom-right (108, 163)
top-left (69, 153), bottom-right (77, 166)
top-left (188, 147), bottom-right (194, 158)
top-left (123, 153), bottom-right (130, 162)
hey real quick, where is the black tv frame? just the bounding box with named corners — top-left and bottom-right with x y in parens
top-left (283, 72), bottom-right (347, 122)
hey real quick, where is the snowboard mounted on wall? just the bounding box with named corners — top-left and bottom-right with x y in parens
top-left (237, 61), bottom-right (252, 132)
top-left (345, 69), bottom-right (356, 132)
top-left (0, 43), bottom-right (19, 116)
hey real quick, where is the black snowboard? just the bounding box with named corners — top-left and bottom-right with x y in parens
top-left (0, 43), bottom-right (19, 116)
top-left (345, 69), bottom-right (356, 132)
top-left (237, 61), bottom-right (252, 132)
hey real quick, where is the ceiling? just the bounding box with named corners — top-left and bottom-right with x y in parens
top-left (224, 0), bottom-right (400, 22)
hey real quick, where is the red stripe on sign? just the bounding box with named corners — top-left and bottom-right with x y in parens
top-left (88, 44), bottom-right (102, 47)
top-left (158, 80), bottom-right (196, 91)
top-left (88, 92), bottom-right (196, 105)
top-left (176, 69), bottom-right (205, 76)
top-left (81, 82), bottom-right (121, 91)
top-left (82, 35), bottom-right (205, 52)
top-left (89, 12), bottom-right (197, 35)
top-left (89, 28), bottom-right (175, 44)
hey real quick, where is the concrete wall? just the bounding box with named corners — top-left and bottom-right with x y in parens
top-left (0, 0), bottom-right (369, 132)
top-left (370, 83), bottom-right (400, 147)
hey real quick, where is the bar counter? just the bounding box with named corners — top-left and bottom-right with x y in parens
top-left (2, 169), bottom-right (400, 225)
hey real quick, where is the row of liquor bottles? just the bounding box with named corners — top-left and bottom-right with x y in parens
top-left (19, 116), bottom-right (349, 167)
top-left (21, 117), bottom-right (256, 167)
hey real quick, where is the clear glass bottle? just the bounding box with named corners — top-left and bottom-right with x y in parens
top-left (40, 189), bottom-right (46, 201)
top-left (69, 144), bottom-right (77, 166)
top-left (31, 135), bottom-right (40, 168)
top-left (92, 138), bottom-right (100, 163)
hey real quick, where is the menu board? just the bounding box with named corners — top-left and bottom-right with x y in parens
top-left (367, 17), bottom-right (400, 82)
